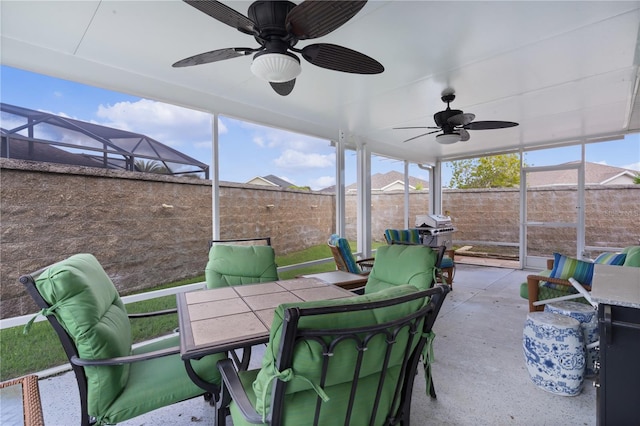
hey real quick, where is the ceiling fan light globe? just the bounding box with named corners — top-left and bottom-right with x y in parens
top-left (251, 52), bottom-right (301, 83)
top-left (436, 133), bottom-right (461, 144)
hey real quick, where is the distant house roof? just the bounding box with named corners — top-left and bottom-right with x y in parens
top-left (246, 174), bottom-right (294, 188)
top-left (527, 161), bottom-right (638, 187)
top-left (320, 170), bottom-right (428, 193)
top-left (1, 102), bottom-right (209, 177)
top-left (350, 171), bottom-right (427, 192)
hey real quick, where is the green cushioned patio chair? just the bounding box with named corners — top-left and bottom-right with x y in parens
top-left (20, 253), bottom-right (225, 426)
top-left (217, 284), bottom-right (450, 425)
top-left (383, 229), bottom-right (456, 288)
top-left (206, 238), bottom-right (279, 370)
top-left (206, 238), bottom-right (279, 289)
top-left (364, 244), bottom-right (440, 294)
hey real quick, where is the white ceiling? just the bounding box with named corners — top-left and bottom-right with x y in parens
top-left (2, 1), bottom-right (640, 164)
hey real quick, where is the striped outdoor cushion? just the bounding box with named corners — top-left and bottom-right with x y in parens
top-left (548, 252), bottom-right (594, 287)
top-left (594, 252), bottom-right (626, 266)
top-left (384, 229), bottom-right (421, 244)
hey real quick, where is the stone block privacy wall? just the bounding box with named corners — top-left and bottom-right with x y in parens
top-left (440, 186), bottom-right (639, 257)
top-left (217, 182), bottom-right (334, 255)
top-left (1, 158), bottom-right (638, 318)
top-left (0, 159), bottom-right (333, 318)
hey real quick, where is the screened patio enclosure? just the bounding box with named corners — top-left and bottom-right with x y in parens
top-left (0, 103), bottom-right (209, 178)
top-left (2, 1), bottom-right (639, 263)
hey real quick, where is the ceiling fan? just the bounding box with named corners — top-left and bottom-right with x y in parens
top-left (173, 0), bottom-right (384, 96)
top-left (394, 91), bottom-right (519, 144)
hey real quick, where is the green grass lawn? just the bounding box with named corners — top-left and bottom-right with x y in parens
top-left (1, 242), bottom-right (367, 380)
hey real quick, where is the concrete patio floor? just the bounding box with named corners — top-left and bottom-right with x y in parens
top-left (30, 261), bottom-right (596, 425)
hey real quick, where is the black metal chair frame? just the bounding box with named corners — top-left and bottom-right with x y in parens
top-left (19, 265), bottom-right (217, 426)
top-left (218, 284), bottom-right (450, 425)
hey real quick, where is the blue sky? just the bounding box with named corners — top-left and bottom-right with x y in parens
top-left (2, 65), bottom-right (638, 189)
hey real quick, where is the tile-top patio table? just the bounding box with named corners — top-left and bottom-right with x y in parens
top-left (177, 277), bottom-right (355, 392)
top-left (299, 270), bottom-right (368, 291)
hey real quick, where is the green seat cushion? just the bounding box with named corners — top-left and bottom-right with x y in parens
top-left (248, 285), bottom-right (426, 425)
top-left (519, 281), bottom-right (528, 299)
top-left (229, 369), bottom-right (262, 426)
top-left (520, 270), bottom-right (551, 300)
top-left (519, 280), bottom-right (581, 301)
top-left (35, 253), bottom-right (132, 417)
top-left (103, 336), bottom-right (224, 424)
top-left (622, 246), bottom-right (640, 267)
top-left (205, 244), bottom-right (278, 288)
top-left (365, 244), bottom-right (437, 294)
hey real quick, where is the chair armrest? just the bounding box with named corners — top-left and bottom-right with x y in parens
top-left (357, 257), bottom-right (375, 272)
top-left (128, 308), bottom-right (177, 318)
top-left (218, 359), bottom-right (264, 424)
top-left (70, 346), bottom-right (180, 366)
top-left (350, 286), bottom-right (366, 295)
top-left (527, 275), bottom-right (573, 288)
top-left (526, 275), bottom-right (571, 312)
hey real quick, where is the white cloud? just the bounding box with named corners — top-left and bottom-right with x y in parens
top-left (239, 119), bottom-right (329, 151)
top-left (253, 135), bottom-right (265, 147)
top-left (95, 99), bottom-right (217, 147)
top-left (273, 149), bottom-right (334, 169)
top-left (310, 176), bottom-right (335, 190)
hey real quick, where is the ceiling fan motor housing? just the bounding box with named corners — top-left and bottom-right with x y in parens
top-left (433, 109), bottom-right (463, 129)
top-left (249, 1), bottom-right (296, 42)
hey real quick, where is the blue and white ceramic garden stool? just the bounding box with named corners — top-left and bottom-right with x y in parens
top-left (523, 312), bottom-right (586, 396)
top-left (544, 301), bottom-right (598, 377)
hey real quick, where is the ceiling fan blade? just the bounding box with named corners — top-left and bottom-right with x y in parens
top-left (301, 43), bottom-right (383, 74)
top-left (183, 0), bottom-right (257, 35)
top-left (448, 112), bottom-right (475, 126)
top-left (464, 120), bottom-right (519, 130)
top-left (172, 47), bottom-right (258, 68)
top-left (393, 126), bottom-right (439, 130)
top-left (270, 79), bottom-right (296, 96)
top-left (459, 129), bottom-right (471, 141)
top-left (402, 129), bottom-right (440, 143)
top-left (286, 0), bottom-right (367, 40)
